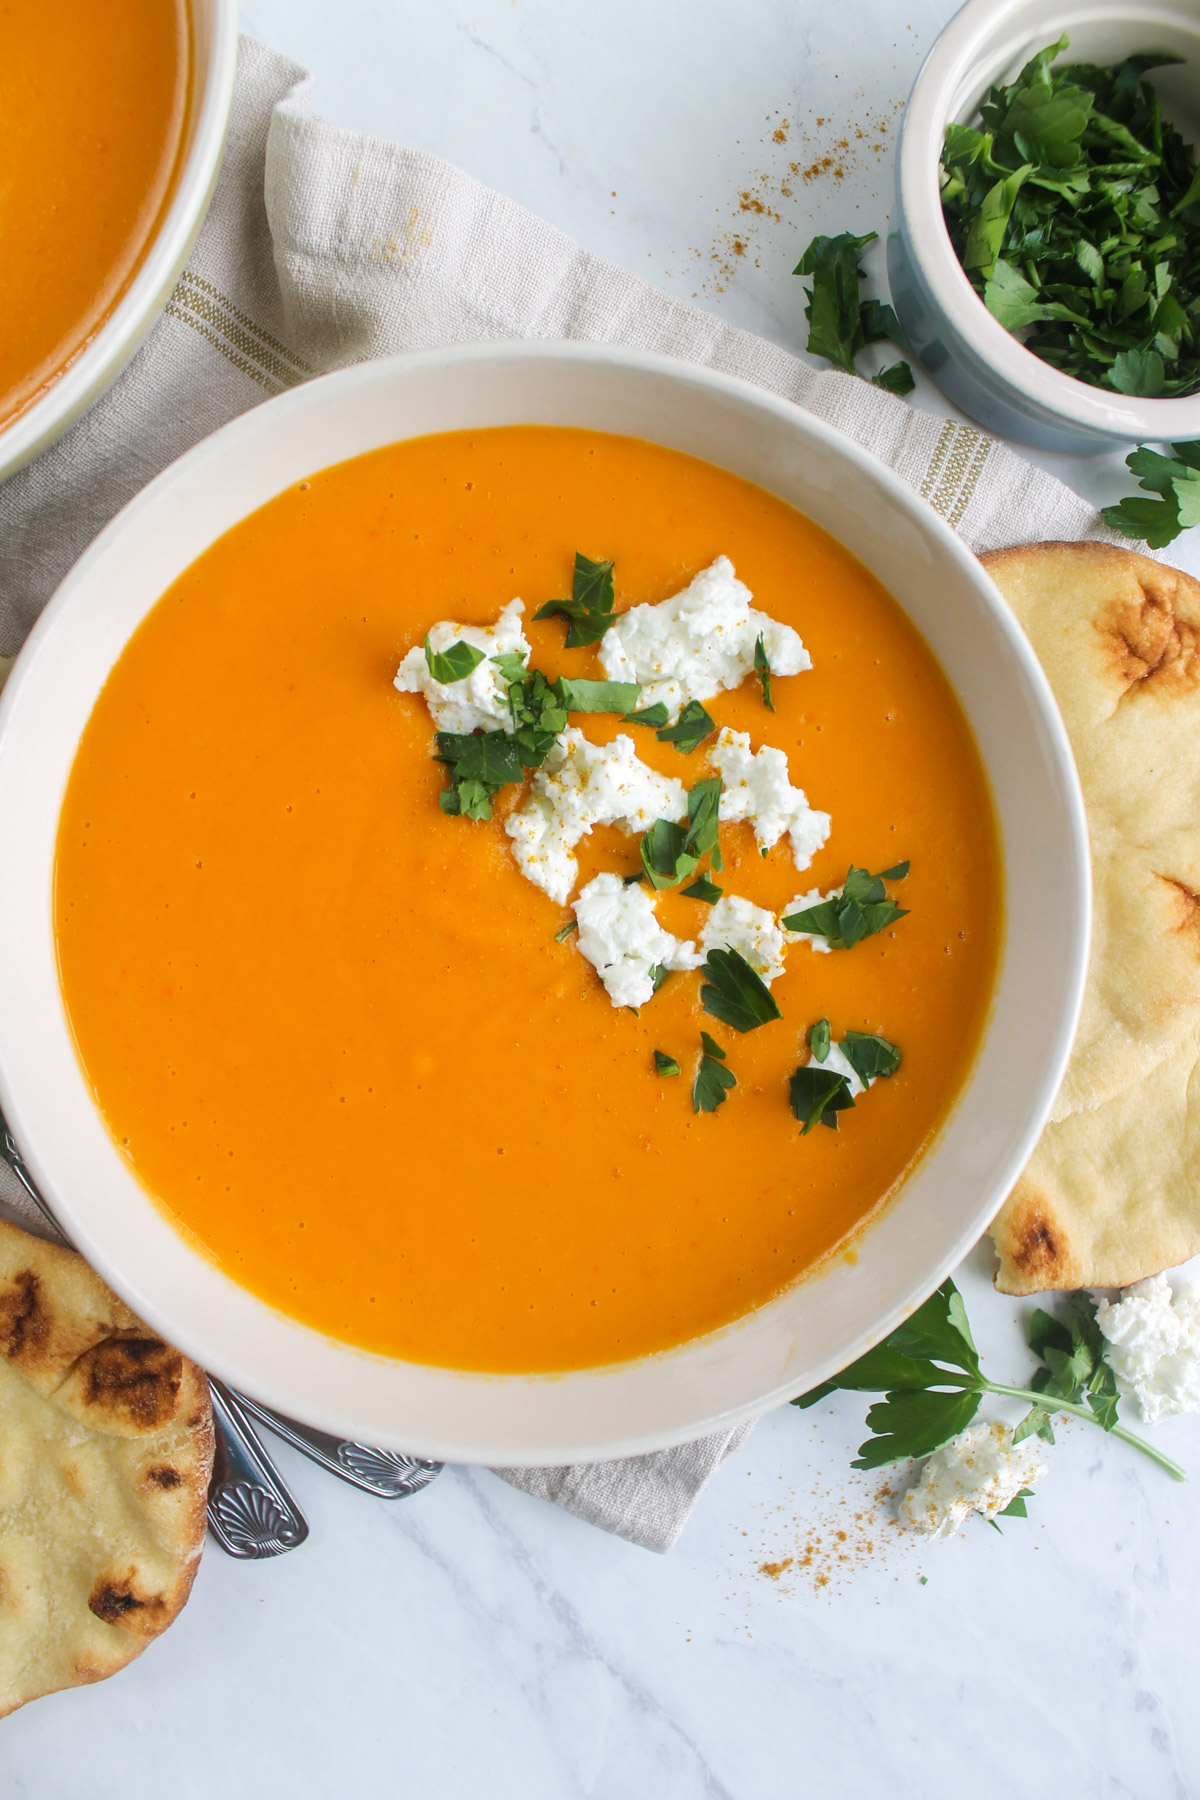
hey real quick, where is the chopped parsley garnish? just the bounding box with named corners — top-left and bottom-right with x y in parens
top-left (533, 552), bottom-right (618, 646)
top-left (939, 37), bottom-right (1200, 399)
top-left (753, 634), bottom-right (774, 711)
top-left (699, 946), bottom-right (782, 1033)
top-left (782, 862), bottom-right (910, 949)
top-left (840, 1030), bottom-right (902, 1084)
top-left (788, 1064), bottom-right (856, 1133)
top-left (423, 636), bottom-right (486, 683)
top-left (506, 669), bottom-right (570, 768)
top-left (622, 701), bottom-right (670, 727)
top-left (554, 919), bottom-right (577, 942)
top-left (1013, 1292), bottom-right (1122, 1445)
top-left (489, 650), bottom-right (528, 683)
top-left (788, 1025), bottom-right (900, 1131)
top-left (640, 777), bottom-right (724, 889)
top-left (793, 229), bottom-right (914, 393)
top-left (650, 963), bottom-right (671, 993)
top-left (654, 1049), bottom-right (680, 1077)
top-left (557, 677), bottom-right (643, 714)
top-left (681, 874), bottom-right (723, 904)
top-left (434, 730), bottom-right (524, 820)
top-left (1102, 442), bottom-right (1200, 547)
top-left (656, 699), bottom-right (717, 754)
top-left (693, 1031), bottom-right (737, 1114)
top-left (792, 1279), bottom-right (1185, 1480)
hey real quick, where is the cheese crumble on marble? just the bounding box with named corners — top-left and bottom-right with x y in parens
top-left (710, 728), bottom-right (831, 870)
top-left (597, 556), bottom-right (811, 722)
top-left (1095, 1274), bottom-right (1200, 1424)
top-left (573, 872), bottom-right (701, 1009)
top-left (698, 894), bottom-right (787, 983)
top-left (900, 1422), bottom-right (1048, 1540)
top-left (393, 599), bottom-right (530, 734)
top-left (505, 727), bottom-right (687, 904)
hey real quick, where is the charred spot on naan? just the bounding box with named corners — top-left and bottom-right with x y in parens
top-left (0, 1267), bottom-right (48, 1364)
top-left (57, 1332), bottom-right (184, 1436)
top-left (88, 1568), bottom-right (172, 1636)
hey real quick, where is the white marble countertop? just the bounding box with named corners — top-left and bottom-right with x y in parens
top-left (7, 2), bottom-right (1200, 1794)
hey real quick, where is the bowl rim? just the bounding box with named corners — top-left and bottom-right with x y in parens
top-left (0, 340), bottom-right (1092, 1462)
top-left (0, 0), bottom-right (240, 484)
top-left (899, 0), bottom-right (1200, 439)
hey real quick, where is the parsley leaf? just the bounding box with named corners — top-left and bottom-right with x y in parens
top-left (654, 1049), bottom-right (680, 1077)
top-left (941, 38), bottom-right (1200, 398)
top-left (681, 874), bottom-right (723, 904)
top-left (693, 1032), bottom-right (737, 1113)
top-left (807, 1016), bottom-right (831, 1062)
top-left (640, 777), bottom-right (724, 889)
top-left (533, 552), bottom-right (618, 646)
top-left (424, 636), bottom-right (486, 683)
top-left (753, 634), bottom-right (775, 711)
top-left (840, 1031), bottom-right (902, 1084)
top-left (1013, 1292), bottom-right (1122, 1444)
top-left (434, 730), bottom-right (524, 820)
top-left (782, 862), bottom-right (910, 948)
top-left (794, 229), bottom-right (914, 390)
top-left (557, 677), bottom-right (642, 714)
top-left (791, 1278), bottom-right (1186, 1480)
top-left (505, 669), bottom-right (570, 769)
top-left (788, 1064), bottom-right (855, 1133)
top-left (656, 699), bottom-right (717, 754)
top-left (699, 947), bottom-right (782, 1033)
top-left (623, 701), bottom-right (670, 728)
top-left (1102, 440), bottom-right (1200, 547)
top-left (489, 650), bottom-right (528, 683)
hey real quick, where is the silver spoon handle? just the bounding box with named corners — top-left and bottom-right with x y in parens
top-left (0, 1109), bottom-right (307, 1559)
top-left (207, 1379), bottom-right (310, 1557)
top-left (233, 1389), bottom-right (442, 1499)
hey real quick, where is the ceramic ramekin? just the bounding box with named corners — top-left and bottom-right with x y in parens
top-left (890, 0), bottom-right (1200, 453)
top-left (0, 0), bottom-right (239, 485)
top-left (0, 343), bottom-right (1090, 1464)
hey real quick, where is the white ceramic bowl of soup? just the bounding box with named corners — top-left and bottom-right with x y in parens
top-left (0, 343), bottom-right (1089, 1463)
top-left (0, 0), bottom-right (239, 484)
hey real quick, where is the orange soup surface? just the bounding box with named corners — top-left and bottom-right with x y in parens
top-left (55, 428), bottom-right (1002, 1372)
top-left (0, 0), bottom-right (191, 429)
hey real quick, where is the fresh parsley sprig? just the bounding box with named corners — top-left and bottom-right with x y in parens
top-left (699, 946), bottom-right (781, 1032)
top-left (753, 634), bottom-right (774, 711)
top-left (793, 1279), bottom-right (1185, 1480)
top-left (940, 37), bottom-right (1200, 399)
top-left (693, 1031), bottom-right (737, 1113)
top-left (1102, 441), bottom-right (1200, 547)
top-left (534, 552), bottom-right (618, 646)
top-left (793, 230), bottom-right (915, 394)
top-left (782, 862), bottom-right (910, 949)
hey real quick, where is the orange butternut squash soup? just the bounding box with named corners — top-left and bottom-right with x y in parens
top-left (0, 0), bottom-right (191, 430)
top-left (55, 427), bottom-right (1002, 1373)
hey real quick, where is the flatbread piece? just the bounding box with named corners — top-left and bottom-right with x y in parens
top-left (0, 1217), bottom-right (213, 1717)
top-left (982, 541), bottom-right (1200, 1293)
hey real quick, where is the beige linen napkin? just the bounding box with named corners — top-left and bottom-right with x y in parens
top-left (0, 38), bottom-right (1115, 1551)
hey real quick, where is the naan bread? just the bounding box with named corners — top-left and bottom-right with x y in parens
top-left (982, 542), bottom-right (1200, 1292)
top-left (0, 1217), bottom-right (212, 1717)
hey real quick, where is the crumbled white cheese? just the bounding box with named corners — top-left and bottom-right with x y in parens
top-left (1095, 1275), bottom-right (1200, 1424)
top-left (597, 556), bottom-right (811, 721)
top-left (782, 887), bottom-right (834, 954)
top-left (699, 894), bottom-right (787, 982)
top-left (573, 872), bottom-right (700, 1008)
top-left (505, 727), bottom-right (686, 904)
top-left (899, 1421), bottom-right (1048, 1540)
top-left (710, 728), bottom-right (831, 870)
top-left (393, 598), bottom-right (530, 734)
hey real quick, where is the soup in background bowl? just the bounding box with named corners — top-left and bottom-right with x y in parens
top-left (0, 0), bottom-right (238, 482)
top-left (0, 343), bottom-right (1089, 1463)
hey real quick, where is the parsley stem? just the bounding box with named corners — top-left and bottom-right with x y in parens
top-left (983, 1381), bottom-right (1187, 1482)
